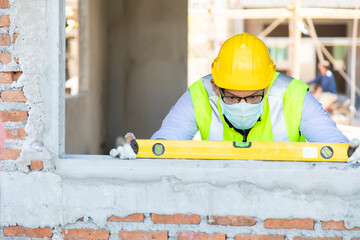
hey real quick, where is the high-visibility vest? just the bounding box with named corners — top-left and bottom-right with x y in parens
top-left (189, 72), bottom-right (309, 142)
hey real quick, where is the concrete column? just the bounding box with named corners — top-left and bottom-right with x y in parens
top-left (107, 0), bottom-right (188, 147)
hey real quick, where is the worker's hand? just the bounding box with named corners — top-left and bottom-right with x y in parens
top-left (110, 143), bottom-right (136, 159)
top-left (109, 132), bottom-right (137, 160)
top-left (348, 138), bottom-right (360, 163)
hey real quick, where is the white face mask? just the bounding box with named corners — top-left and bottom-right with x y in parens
top-left (219, 98), bottom-right (264, 130)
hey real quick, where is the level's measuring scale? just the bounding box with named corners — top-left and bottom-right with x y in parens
top-left (130, 140), bottom-right (355, 162)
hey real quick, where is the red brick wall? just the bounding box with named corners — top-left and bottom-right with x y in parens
top-left (0, 0), bottom-right (27, 163)
top-left (2, 214), bottom-right (360, 239)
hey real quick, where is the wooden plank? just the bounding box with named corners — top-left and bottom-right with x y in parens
top-left (305, 18), bottom-right (325, 63)
top-left (189, 8), bottom-right (360, 20)
top-left (350, 16), bottom-right (358, 119)
top-left (257, 18), bottom-right (285, 38)
top-left (289, 0), bottom-right (302, 78)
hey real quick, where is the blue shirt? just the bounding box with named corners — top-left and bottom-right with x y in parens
top-left (152, 89), bottom-right (348, 143)
top-left (308, 70), bottom-right (337, 94)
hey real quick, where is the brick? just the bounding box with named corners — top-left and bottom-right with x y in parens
top-left (235, 235), bottom-right (285, 240)
top-left (151, 213), bottom-right (200, 224)
top-left (119, 230), bottom-right (167, 240)
top-left (0, 111), bottom-right (28, 122)
top-left (0, 52), bottom-right (11, 64)
top-left (30, 160), bottom-right (43, 170)
top-left (1, 90), bottom-right (27, 102)
top-left (0, 0), bottom-right (9, 8)
top-left (0, 71), bottom-right (22, 83)
top-left (294, 237), bottom-right (342, 240)
top-left (178, 232), bottom-right (226, 240)
top-left (4, 226), bottom-right (52, 238)
top-left (13, 33), bottom-right (19, 43)
top-left (107, 213), bottom-right (144, 222)
top-left (1, 149), bottom-right (21, 160)
top-left (0, 34), bottom-right (10, 45)
top-left (61, 229), bottom-right (109, 240)
top-left (208, 216), bottom-right (256, 226)
top-left (6, 128), bottom-right (27, 139)
top-left (0, 15), bottom-right (9, 27)
top-left (321, 221), bottom-right (360, 230)
top-left (264, 218), bottom-right (314, 230)
top-left (14, 71), bottom-right (22, 81)
top-left (0, 72), bottom-right (13, 83)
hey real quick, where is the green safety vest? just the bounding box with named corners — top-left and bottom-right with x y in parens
top-left (189, 72), bottom-right (309, 142)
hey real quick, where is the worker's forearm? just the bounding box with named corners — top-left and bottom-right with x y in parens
top-left (300, 92), bottom-right (349, 143)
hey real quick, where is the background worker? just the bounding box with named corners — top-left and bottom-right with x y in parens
top-left (151, 33), bottom-right (360, 162)
top-left (308, 61), bottom-right (337, 110)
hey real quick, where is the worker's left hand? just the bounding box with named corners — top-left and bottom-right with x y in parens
top-left (348, 138), bottom-right (360, 163)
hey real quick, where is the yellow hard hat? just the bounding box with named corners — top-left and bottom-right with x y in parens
top-left (211, 33), bottom-right (276, 90)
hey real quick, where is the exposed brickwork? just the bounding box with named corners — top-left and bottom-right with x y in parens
top-left (0, 72), bottom-right (14, 83)
top-left (0, 72), bottom-right (22, 83)
top-left (208, 215), bottom-right (256, 226)
top-left (0, 15), bottom-right (9, 27)
top-left (61, 229), bottom-right (109, 240)
top-left (293, 237), bottom-right (342, 240)
top-left (14, 71), bottom-right (22, 81)
top-left (4, 226), bottom-right (52, 238)
top-left (0, 34), bottom-right (10, 46)
top-left (107, 213), bottom-right (144, 222)
top-left (30, 160), bottom-right (44, 170)
top-left (1, 90), bottom-right (27, 102)
top-left (178, 232), bottom-right (226, 240)
top-left (13, 33), bottom-right (19, 43)
top-left (235, 235), bottom-right (285, 240)
top-left (0, 111), bottom-right (28, 122)
top-left (321, 220), bottom-right (360, 230)
top-left (0, 0), bottom-right (9, 8)
top-left (6, 128), bottom-right (27, 140)
top-left (151, 213), bottom-right (201, 224)
top-left (1, 148), bottom-right (21, 160)
top-left (119, 230), bottom-right (167, 240)
top-left (264, 218), bottom-right (314, 230)
top-left (0, 52), bottom-right (11, 64)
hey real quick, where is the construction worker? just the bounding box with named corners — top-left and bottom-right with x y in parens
top-left (308, 61), bottom-right (337, 110)
top-left (151, 33), bottom-right (360, 163)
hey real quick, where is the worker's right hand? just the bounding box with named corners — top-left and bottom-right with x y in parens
top-left (348, 138), bottom-right (360, 163)
top-left (109, 132), bottom-right (137, 160)
top-left (110, 143), bottom-right (136, 159)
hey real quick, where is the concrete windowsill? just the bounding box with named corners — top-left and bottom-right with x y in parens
top-left (53, 155), bottom-right (360, 227)
top-left (55, 155), bottom-right (359, 189)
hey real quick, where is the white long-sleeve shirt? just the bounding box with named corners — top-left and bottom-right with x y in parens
top-left (152, 90), bottom-right (349, 143)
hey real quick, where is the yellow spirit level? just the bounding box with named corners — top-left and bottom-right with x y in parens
top-left (131, 140), bottom-right (353, 162)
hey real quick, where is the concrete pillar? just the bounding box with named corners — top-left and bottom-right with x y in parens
top-left (107, 0), bottom-right (188, 147)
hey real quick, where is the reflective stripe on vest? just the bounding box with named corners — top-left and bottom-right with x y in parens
top-left (189, 72), bottom-right (309, 142)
